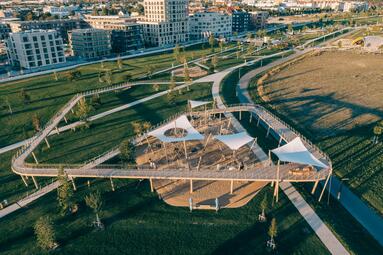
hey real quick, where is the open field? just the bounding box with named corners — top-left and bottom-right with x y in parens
top-left (254, 51), bottom-right (383, 213)
top-left (0, 179), bottom-right (330, 255)
top-left (0, 43), bottom-right (226, 148)
top-left (221, 64), bottom-right (383, 254)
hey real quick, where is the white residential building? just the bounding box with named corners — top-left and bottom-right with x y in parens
top-left (42, 6), bottom-right (80, 18)
top-left (189, 11), bottom-right (232, 40)
top-left (5, 29), bottom-right (65, 69)
top-left (139, 0), bottom-right (189, 47)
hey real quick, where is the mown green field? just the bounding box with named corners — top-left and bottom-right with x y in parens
top-left (220, 64), bottom-right (383, 255)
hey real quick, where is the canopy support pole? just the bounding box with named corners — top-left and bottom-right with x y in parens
top-left (204, 105), bottom-right (207, 125)
top-left (278, 136), bottom-right (283, 147)
top-left (311, 180), bottom-right (319, 194)
top-left (230, 180), bottom-right (234, 194)
top-left (319, 172), bottom-right (331, 202)
top-left (227, 117), bottom-right (232, 129)
top-left (257, 116), bottom-right (260, 126)
top-left (249, 139), bottom-right (257, 151)
top-left (274, 160), bottom-right (280, 203)
top-left (268, 150), bottom-right (271, 165)
top-left (249, 112), bottom-right (252, 123)
top-left (163, 142), bottom-right (168, 163)
top-left (63, 116), bottom-right (68, 123)
top-left (239, 110), bottom-right (242, 120)
top-left (32, 176), bottom-right (39, 189)
top-left (266, 126), bottom-right (270, 138)
top-left (145, 135), bottom-right (154, 153)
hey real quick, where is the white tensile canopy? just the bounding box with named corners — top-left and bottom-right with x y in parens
top-left (214, 132), bottom-right (255, 151)
top-left (271, 137), bottom-right (328, 168)
top-left (188, 100), bottom-right (211, 109)
top-left (148, 115), bottom-right (204, 143)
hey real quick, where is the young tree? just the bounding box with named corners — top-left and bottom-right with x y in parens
top-left (85, 191), bottom-right (103, 228)
top-left (153, 83), bottom-right (160, 91)
top-left (119, 139), bottom-right (136, 165)
top-left (173, 44), bottom-right (181, 62)
top-left (211, 55), bottom-right (218, 70)
top-left (20, 89), bottom-right (31, 105)
top-left (268, 218), bottom-right (278, 249)
top-left (236, 51), bottom-right (241, 59)
top-left (256, 29), bottom-right (266, 38)
top-left (117, 57), bottom-right (123, 70)
top-left (337, 40), bottom-right (343, 48)
top-left (208, 34), bottom-right (215, 53)
top-left (0, 97), bottom-right (12, 114)
top-left (167, 90), bottom-right (176, 105)
top-left (53, 71), bottom-right (59, 81)
top-left (183, 60), bottom-right (191, 91)
top-left (246, 32), bottom-right (253, 40)
top-left (34, 216), bottom-right (58, 251)
top-left (288, 24), bottom-right (293, 33)
top-left (91, 93), bottom-right (102, 109)
top-left (259, 193), bottom-right (268, 222)
top-left (75, 98), bottom-right (92, 128)
top-left (169, 76), bottom-right (176, 93)
top-left (146, 65), bottom-right (155, 78)
top-left (373, 125), bottom-right (382, 144)
top-left (32, 113), bottom-right (41, 132)
top-left (219, 40), bottom-right (224, 53)
top-left (132, 121), bottom-right (143, 135)
top-left (125, 73), bottom-right (132, 82)
top-left (142, 121), bottom-right (151, 131)
top-left (104, 70), bottom-right (113, 85)
top-left (57, 166), bottom-right (74, 216)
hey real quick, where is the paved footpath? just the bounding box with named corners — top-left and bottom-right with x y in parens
top-left (205, 55), bottom-right (349, 254)
top-left (237, 50), bottom-right (383, 247)
top-left (0, 181), bottom-right (59, 219)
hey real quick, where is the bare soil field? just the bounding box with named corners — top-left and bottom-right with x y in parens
top-left (264, 51), bottom-right (383, 139)
top-left (262, 51), bottom-right (383, 213)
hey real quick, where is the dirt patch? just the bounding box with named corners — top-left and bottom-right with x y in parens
top-left (263, 51), bottom-right (383, 139)
top-left (173, 66), bottom-right (207, 78)
top-left (153, 179), bottom-right (267, 209)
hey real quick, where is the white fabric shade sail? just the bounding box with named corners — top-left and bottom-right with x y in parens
top-left (188, 100), bottom-right (211, 109)
top-left (271, 137), bottom-right (328, 168)
top-left (214, 132), bottom-right (255, 151)
top-left (148, 115), bottom-right (204, 143)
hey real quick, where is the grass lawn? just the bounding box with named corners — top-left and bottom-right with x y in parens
top-left (0, 179), bottom-right (329, 255)
top-left (31, 82), bottom-right (213, 164)
top-left (249, 51), bottom-right (383, 214)
top-left (0, 43), bottom-right (225, 148)
top-left (220, 64), bottom-right (383, 255)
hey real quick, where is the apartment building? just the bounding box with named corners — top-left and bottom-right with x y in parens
top-left (69, 28), bottom-right (111, 59)
top-left (104, 23), bottom-right (144, 53)
top-left (0, 23), bottom-right (11, 40)
top-left (232, 10), bottom-right (251, 33)
top-left (83, 14), bottom-right (137, 29)
top-left (139, 0), bottom-right (189, 47)
top-left (189, 11), bottom-right (232, 40)
top-left (5, 29), bottom-right (65, 69)
top-left (7, 18), bottom-right (89, 43)
top-left (249, 11), bottom-right (268, 29)
top-left (84, 15), bottom-right (144, 53)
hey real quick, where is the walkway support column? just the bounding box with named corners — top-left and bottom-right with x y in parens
top-left (71, 177), bottom-right (77, 191)
top-left (190, 179), bottom-right (193, 193)
top-left (31, 176), bottom-right (39, 189)
top-left (319, 173), bottom-right (331, 202)
top-left (31, 152), bottom-right (39, 164)
top-left (312, 180), bottom-right (319, 194)
top-left (230, 180), bottom-right (234, 194)
top-left (110, 178), bottom-right (115, 191)
top-left (44, 138), bottom-right (50, 148)
top-left (150, 178), bottom-right (154, 192)
top-left (21, 175), bottom-right (28, 187)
